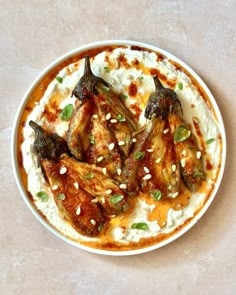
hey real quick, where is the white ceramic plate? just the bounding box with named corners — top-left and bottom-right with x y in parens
top-left (11, 40), bottom-right (226, 256)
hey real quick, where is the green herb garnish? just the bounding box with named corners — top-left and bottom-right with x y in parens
top-left (131, 223), bottom-right (149, 230)
top-left (84, 172), bottom-right (94, 179)
top-left (102, 86), bottom-right (110, 92)
top-left (193, 170), bottom-right (204, 177)
top-left (139, 76), bottom-right (144, 81)
top-left (134, 151), bottom-right (145, 160)
top-left (36, 191), bottom-right (48, 202)
top-left (110, 194), bottom-right (124, 204)
top-left (104, 66), bottom-right (110, 73)
top-left (55, 76), bottom-right (63, 83)
top-left (178, 82), bottom-right (183, 90)
top-left (60, 104), bottom-right (73, 121)
top-left (89, 134), bottom-right (96, 144)
top-left (57, 193), bottom-right (65, 200)
top-left (206, 138), bottom-right (215, 145)
top-left (98, 223), bottom-right (104, 232)
top-left (174, 126), bottom-right (191, 142)
top-left (119, 94), bottom-right (128, 100)
top-left (117, 114), bottom-right (126, 122)
top-left (150, 190), bottom-right (162, 201)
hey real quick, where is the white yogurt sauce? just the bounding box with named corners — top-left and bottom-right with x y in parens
top-left (21, 47), bottom-right (221, 245)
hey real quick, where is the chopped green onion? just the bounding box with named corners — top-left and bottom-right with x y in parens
top-left (36, 191), bottom-right (48, 202)
top-left (84, 172), bottom-right (94, 179)
top-left (178, 82), bottom-right (183, 90)
top-left (98, 223), bottom-right (104, 232)
top-left (104, 66), bottom-right (110, 73)
top-left (60, 104), bottom-right (73, 121)
top-left (57, 193), bottom-right (65, 200)
top-left (117, 114), bottom-right (126, 122)
top-left (139, 76), bottom-right (144, 81)
top-left (110, 194), bottom-right (124, 204)
top-left (119, 94), bottom-right (128, 100)
top-left (131, 223), bottom-right (149, 230)
top-left (193, 170), bottom-right (204, 177)
top-left (174, 126), bottom-right (191, 142)
top-left (89, 134), bottom-right (96, 144)
top-left (102, 86), bottom-right (110, 92)
top-left (134, 151), bottom-right (145, 160)
top-left (206, 138), bottom-right (215, 145)
top-left (55, 76), bottom-right (63, 83)
top-left (150, 190), bottom-right (162, 201)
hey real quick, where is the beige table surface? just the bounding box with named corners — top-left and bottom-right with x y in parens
top-left (1, 1), bottom-right (235, 294)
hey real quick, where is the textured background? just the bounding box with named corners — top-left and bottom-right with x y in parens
top-left (1, 1), bottom-right (236, 294)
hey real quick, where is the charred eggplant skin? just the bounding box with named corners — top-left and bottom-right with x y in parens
top-left (71, 55), bottom-right (109, 101)
top-left (29, 120), bottom-right (68, 162)
top-left (145, 76), bottom-right (182, 120)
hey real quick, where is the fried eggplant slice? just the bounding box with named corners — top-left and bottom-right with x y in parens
top-left (94, 87), bottom-right (137, 157)
top-left (66, 99), bottom-right (94, 160)
top-left (71, 56), bottom-right (137, 158)
top-left (121, 122), bottom-right (154, 193)
top-left (41, 160), bottom-right (105, 237)
top-left (140, 118), bottom-right (180, 198)
top-left (168, 114), bottom-right (206, 191)
top-left (86, 114), bottom-right (123, 179)
top-left (59, 154), bottom-right (129, 215)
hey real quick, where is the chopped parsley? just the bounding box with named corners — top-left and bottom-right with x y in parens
top-left (110, 194), bottom-right (124, 204)
top-left (131, 223), bottom-right (149, 230)
top-left (150, 190), bottom-right (162, 201)
top-left (174, 126), bottom-right (191, 142)
top-left (117, 114), bottom-right (126, 122)
top-left (60, 104), bottom-right (73, 121)
top-left (134, 151), bottom-right (145, 160)
top-left (36, 191), bottom-right (48, 202)
top-left (55, 76), bottom-right (63, 83)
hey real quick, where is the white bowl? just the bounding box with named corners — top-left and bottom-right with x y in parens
top-left (11, 40), bottom-right (226, 256)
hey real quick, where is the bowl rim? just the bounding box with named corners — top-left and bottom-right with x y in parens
top-left (11, 39), bottom-right (227, 256)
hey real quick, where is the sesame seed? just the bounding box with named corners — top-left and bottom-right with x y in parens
top-left (91, 198), bottom-right (98, 203)
top-left (172, 164), bottom-right (176, 172)
top-left (182, 150), bottom-right (187, 156)
top-left (102, 168), bottom-right (107, 175)
top-left (196, 151), bottom-right (202, 159)
top-left (127, 74), bottom-right (134, 80)
top-left (106, 189), bottom-right (112, 195)
top-left (108, 143), bottom-right (115, 151)
top-left (117, 168), bottom-right (122, 176)
top-left (74, 182), bottom-right (79, 189)
top-left (97, 156), bottom-right (104, 162)
top-left (59, 166), bottom-right (67, 174)
top-left (110, 119), bottom-right (117, 123)
top-left (105, 113), bottom-right (111, 120)
top-left (92, 114), bottom-right (98, 119)
top-left (76, 206), bottom-right (81, 215)
top-left (172, 192), bottom-right (179, 198)
top-left (180, 159), bottom-right (186, 167)
top-left (163, 128), bottom-right (169, 134)
top-left (143, 174), bottom-right (152, 180)
top-left (52, 184), bottom-right (58, 190)
top-left (119, 183), bottom-right (127, 189)
top-left (147, 148), bottom-right (154, 153)
top-left (118, 141), bottom-right (125, 146)
top-left (132, 138), bottom-right (137, 143)
top-left (90, 219), bottom-right (96, 225)
top-left (175, 203), bottom-right (182, 209)
top-left (110, 78), bottom-right (117, 85)
top-left (155, 158), bottom-right (161, 164)
top-left (101, 197), bottom-right (105, 204)
top-left (144, 166), bottom-right (150, 173)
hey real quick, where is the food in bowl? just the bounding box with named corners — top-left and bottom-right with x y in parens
top-left (16, 43), bottom-right (224, 252)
